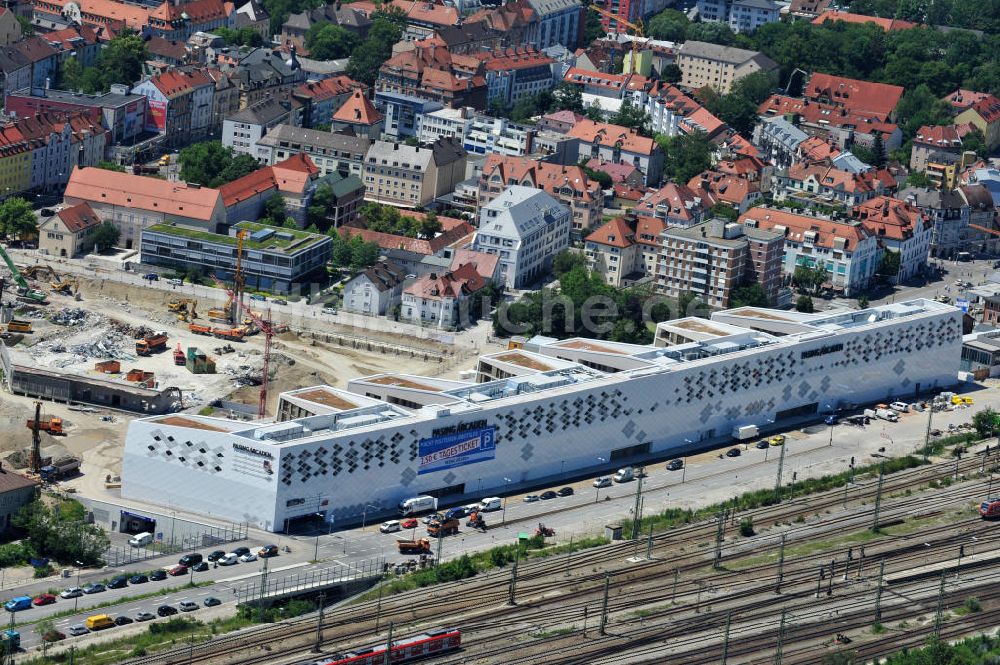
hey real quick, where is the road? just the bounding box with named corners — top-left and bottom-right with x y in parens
top-left (7, 376), bottom-right (995, 650)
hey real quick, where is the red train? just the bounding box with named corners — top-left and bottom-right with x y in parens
top-left (318, 628), bottom-right (461, 665)
top-left (980, 498), bottom-right (1000, 518)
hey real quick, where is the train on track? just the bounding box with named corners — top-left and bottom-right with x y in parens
top-left (980, 498), bottom-right (1000, 518)
top-left (306, 628), bottom-right (461, 665)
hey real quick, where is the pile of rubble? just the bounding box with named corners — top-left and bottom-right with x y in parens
top-left (30, 326), bottom-right (137, 367)
top-left (50, 307), bottom-right (96, 326)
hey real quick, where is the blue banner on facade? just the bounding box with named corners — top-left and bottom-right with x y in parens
top-left (418, 426), bottom-right (496, 475)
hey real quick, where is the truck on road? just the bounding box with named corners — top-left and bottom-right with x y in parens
top-left (427, 518), bottom-right (459, 537)
top-left (399, 495), bottom-right (437, 516)
top-left (396, 538), bottom-right (432, 554)
top-left (39, 457), bottom-right (80, 481)
top-left (869, 408), bottom-right (898, 422)
top-left (135, 332), bottom-right (168, 356)
top-left (732, 424), bottom-right (759, 440)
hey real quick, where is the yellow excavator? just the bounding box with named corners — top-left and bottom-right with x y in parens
top-left (167, 299), bottom-right (198, 321)
top-left (50, 278), bottom-right (78, 295)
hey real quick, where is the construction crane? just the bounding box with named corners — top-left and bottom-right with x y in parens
top-left (589, 3), bottom-right (645, 72)
top-left (969, 223), bottom-right (1000, 238)
top-left (230, 230), bottom-right (248, 325)
top-left (0, 246), bottom-right (46, 303)
top-left (28, 401), bottom-right (42, 474)
top-left (211, 274), bottom-right (273, 418)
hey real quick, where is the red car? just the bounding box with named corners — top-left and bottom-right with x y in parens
top-left (168, 564), bottom-right (188, 576)
top-left (33, 593), bottom-right (56, 606)
top-left (401, 518), bottom-right (418, 529)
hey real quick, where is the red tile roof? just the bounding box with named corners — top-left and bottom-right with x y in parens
top-left (149, 69), bottom-right (213, 99)
top-left (585, 158), bottom-right (639, 184)
top-left (636, 183), bottom-right (706, 222)
top-left (586, 217), bottom-right (634, 249)
top-left (785, 162), bottom-right (895, 194)
top-left (483, 47), bottom-right (553, 72)
top-left (404, 262), bottom-right (486, 300)
top-left (913, 125), bottom-right (962, 149)
top-left (799, 136), bottom-right (841, 162)
top-left (294, 75), bottom-right (360, 102)
top-left (219, 154), bottom-right (318, 206)
top-left (332, 89), bottom-right (382, 125)
top-left (811, 10), bottom-right (916, 30)
top-left (450, 248), bottom-right (498, 281)
top-left (55, 202), bottom-right (100, 233)
top-left (342, 218), bottom-right (476, 255)
top-left (759, 94), bottom-right (899, 136)
top-left (481, 155), bottom-right (601, 203)
top-left (568, 119), bottom-right (657, 156)
top-left (633, 216), bottom-right (665, 248)
top-left (563, 67), bottom-right (629, 91)
top-left (944, 89), bottom-right (990, 112)
top-left (65, 167), bottom-right (221, 221)
top-left (739, 207), bottom-right (871, 251)
top-left (804, 73), bottom-right (904, 119)
top-left (852, 195), bottom-right (930, 241)
top-left (688, 172), bottom-right (758, 207)
top-left (969, 95), bottom-right (1000, 124)
top-left (680, 106), bottom-right (725, 137)
top-left (219, 167), bottom-right (274, 206)
top-left (42, 25), bottom-right (99, 52)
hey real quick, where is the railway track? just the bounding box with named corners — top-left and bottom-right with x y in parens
top-left (116, 451), bottom-right (999, 665)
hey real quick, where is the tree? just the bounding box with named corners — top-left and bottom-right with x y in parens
top-left (962, 128), bottom-right (987, 157)
top-left (906, 170), bottom-right (934, 188)
top-left (307, 183), bottom-right (335, 230)
top-left (178, 141), bottom-right (258, 187)
top-left (711, 203), bottom-right (739, 221)
top-left (419, 212), bottom-right (442, 239)
top-left (216, 26), bottom-right (264, 46)
top-left (13, 500), bottom-right (109, 566)
top-left (282, 217), bottom-right (298, 229)
top-left (15, 15), bottom-right (33, 37)
top-left (552, 250), bottom-right (587, 278)
top-left (581, 165), bottom-right (613, 189)
top-left (730, 283), bottom-right (770, 307)
top-left (857, 294), bottom-right (870, 309)
top-left (795, 295), bottom-right (815, 313)
top-left (973, 408), bottom-right (999, 439)
top-left (96, 160), bottom-right (125, 172)
top-left (59, 56), bottom-right (82, 90)
top-left (346, 15), bottom-right (403, 86)
top-left (583, 7), bottom-right (604, 44)
top-left (656, 131), bottom-right (713, 184)
top-left (647, 8), bottom-right (689, 41)
top-left (550, 82), bottom-right (583, 113)
top-left (729, 71), bottom-right (775, 106)
top-left (94, 30), bottom-right (147, 92)
top-left (0, 197), bottom-right (36, 239)
top-left (793, 264), bottom-right (829, 293)
top-left (660, 63), bottom-right (683, 83)
top-left (610, 101), bottom-right (652, 136)
top-left (217, 153), bottom-right (259, 185)
top-left (262, 195), bottom-right (288, 226)
top-left (685, 21), bottom-right (738, 45)
top-left (93, 221), bottom-right (120, 252)
top-left (585, 101), bottom-right (604, 122)
top-left (877, 250), bottom-right (901, 281)
top-left (305, 23), bottom-right (359, 60)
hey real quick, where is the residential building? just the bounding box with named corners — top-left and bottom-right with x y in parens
top-left (899, 187), bottom-right (969, 260)
top-left (773, 162), bottom-right (895, 208)
top-left (38, 202), bottom-right (100, 257)
top-left (376, 91), bottom-right (443, 139)
top-left (341, 213), bottom-right (476, 274)
top-left (63, 167), bottom-right (226, 249)
top-left (401, 262), bottom-right (488, 328)
top-left (0, 112), bottom-right (108, 195)
top-left (593, 0), bottom-right (639, 34)
top-left (657, 219), bottom-right (748, 308)
top-left (41, 24), bottom-right (100, 68)
top-left (145, 36), bottom-right (189, 66)
top-left (472, 185), bottom-right (571, 289)
top-left (645, 83), bottom-right (701, 138)
top-left (5, 85), bottom-right (146, 145)
top-left (787, 0), bottom-right (832, 20)
top-left (256, 125), bottom-right (370, 179)
top-left (689, 167), bottom-right (762, 213)
top-left (204, 67), bottom-right (239, 135)
top-left (753, 115), bottom-right (808, 169)
top-left (586, 158), bottom-right (644, 188)
top-left (132, 69), bottom-right (215, 147)
top-left (483, 47), bottom-right (556, 107)
top-left (465, 0), bottom-right (539, 49)
top-left (959, 184), bottom-right (998, 256)
top-left (852, 196), bottom-right (932, 282)
top-left (955, 94), bottom-right (1000, 150)
top-left (416, 106), bottom-right (473, 144)
top-left (120, 297), bottom-right (962, 532)
top-left (634, 183), bottom-right (708, 228)
top-left (0, 44), bottom-right (30, 100)
top-left (477, 155), bottom-right (603, 235)
top-left (0, 7), bottom-right (21, 46)
top-left (463, 115), bottom-right (536, 156)
top-left (803, 73), bottom-right (904, 121)
top-left (910, 125), bottom-right (966, 188)
top-left (811, 10), bottom-right (916, 31)
top-left (744, 224), bottom-right (785, 304)
top-left (0, 125), bottom-right (32, 198)
top-left (428, 23), bottom-right (504, 56)
top-left (363, 137), bottom-right (467, 208)
top-left (229, 47), bottom-right (304, 109)
top-left (15, 35), bottom-right (57, 90)
top-left (293, 76), bottom-right (360, 128)
top-left (675, 40), bottom-right (778, 94)
top-left (525, 0), bottom-right (580, 48)
top-left (222, 96), bottom-right (299, 160)
top-left (234, 0), bottom-right (270, 39)
top-left (376, 39), bottom-right (487, 110)
top-left (33, 0), bottom-right (231, 40)
top-left (342, 260), bottom-right (407, 316)
top-left (349, 0), bottom-right (458, 42)
top-left (758, 94), bottom-right (903, 156)
top-left (140, 221), bottom-right (332, 293)
top-left (944, 89), bottom-right (991, 114)
top-left (696, 0), bottom-right (780, 33)
top-left (280, 4), bottom-right (370, 49)
top-left (568, 119), bottom-right (663, 186)
top-left (329, 89), bottom-right (383, 140)
top-left (537, 109), bottom-right (584, 133)
top-left (0, 467), bottom-right (36, 533)
top-left (740, 206), bottom-right (880, 296)
top-left (585, 217), bottom-right (642, 287)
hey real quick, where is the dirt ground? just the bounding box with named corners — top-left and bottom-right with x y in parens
top-left (1, 276), bottom-right (471, 504)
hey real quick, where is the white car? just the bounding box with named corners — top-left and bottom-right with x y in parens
top-left (60, 587), bottom-right (83, 599)
top-left (379, 520), bottom-right (401, 533)
top-left (217, 553), bottom-right (238, 566)
top-left (238, 552), bottom-right (257, 563)
top-left (889, 401), bottom-right (909, 413)
top-left (593, 477), bottom-right (612, 488)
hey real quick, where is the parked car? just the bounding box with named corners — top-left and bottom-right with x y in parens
top-left (168, 565), bottom-right (188, 576)
top-left (178, 553), bottom-right (203, 567)
top-left (68, 625), bottom-right (89, 636)
top-left (82, 583), bottom-right (105, 594)
top-left (323, 306), bottom-right (338, 315)
top-left (557, 487), bottom-right (574, 497)
top-left (114, 616), bottom-right (133, 626)
top-left (768, 435), bottom-right (785, 446)
top-left (157, 605), bottom-right (178, 617)
top-left (149, 570), bottom-right (167, 581)
top-left (178, 600), bottom-right (198, 612)
top-left (203, 597), bottom-right (221, 607)
top-left (755, 440), bottom-right (770, 449)
top-left (523, 494), bottom-right (540, 503)
top-left (422, 513), bottom-right (442, 525)
top-left (166, 278), bottom-right (183, 286)
top-left (400, 519), bottom-right (418, 529)
top-left (231, 547), bottom-right (251, 558)
top-left (4, 597), bottom-right (32, 612)
top-left (249, 294), bottom-right (266, 302)
top-left (889, 401), bottom-right (909, 413)
top-left (107, 576), bottom-right (128, 589)
top-left (60, 588), bottom-right (82, 599)
top-left (593, 477), bottom-right (612, 488)
top-left (667, 459), bottom-right (684, 471)
top-left (191, 561), bottom-right (209, 572)
top-left (33, 594), bottom-right (56, 606)
top-left (726, 448), bottom-right (741, 458)
top-left (217, 554), bottom-right (238, 566)
top-left (272, 299), bottom-right (287, 305)
top-left (444, 507), bottom-right (468, 520)
top-left (540, 491), bottom-right (558, 500)
top-left (258, 545), bottom-right (278, 558)
top-left (238, 552), bottom-right (257, 563)
top-left (135, 612), bottom-right (155, 622)
top-left (143, 273), bottom-right (159, 281)
top-left (206, 550), bottom-right (227, 562)
top-left (379, 521), bottom-right (401, 534)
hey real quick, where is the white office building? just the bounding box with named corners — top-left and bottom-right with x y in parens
top-left (472, 186), bottom-right (571, 289)
top-left (121, 299), bottom-right (961, 531)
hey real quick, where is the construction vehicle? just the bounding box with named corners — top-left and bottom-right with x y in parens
top-left (50, 279), bottom-right (77, 295)
top-left (135, 332), bottom-right (168, 356)
top-left (427, 517), bottom-right (459, 538)
top-left (466, 511), bottom-right (487, 532)
top-left (21, 265), bottom-right (54, 280)
top-left (189, 323), bottom-right (212, 336)
top-left (167, 299), bottom-right (198, 315)
top-left (173, 343), bottom-right (185, 365)
top-left (211, 273), bottom-right (274, 417)
top-left (396, 538), bottom-right (432, 554)
top-left (589, 4), bottom-right (645, 72)
top-left (39, 457), bottom-right (81, 481)
top-left (6, 320), bottom-right (32, 333)
top-left (1, 628), bottom-right (20, 655)
top-left (212, 327), bottom-right (245, 342)
top-left (26, 415), bottom-right (63, 435)
top-left (0, 246), bottom-right (46, 303)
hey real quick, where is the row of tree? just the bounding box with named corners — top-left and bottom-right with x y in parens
top-left (58, 31), bottom-right (147, 95)
top-left (178, 141), bottom-right (259, 189)
top-left (345, 9), bottom-right (407, 86)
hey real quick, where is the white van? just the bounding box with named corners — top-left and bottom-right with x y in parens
top-left (889, 401), bottom-right (909, 413)
top-left (613, 467), bottom-right (634, 483)
top-left (479, 497), bottom-right (502, 512)
top-left (398, 495), bottom-right (437, 516)
top-left (129, 532), bottom-right (153, 548)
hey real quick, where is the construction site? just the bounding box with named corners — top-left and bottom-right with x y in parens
top-left (0, 238), bottom-right (463, 508)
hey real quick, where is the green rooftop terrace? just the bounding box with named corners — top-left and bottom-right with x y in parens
top-left (147, 222), bottom-right (326, 254)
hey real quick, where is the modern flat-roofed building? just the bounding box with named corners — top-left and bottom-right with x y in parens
top-left (140, 221), bottom-right (332, 293)
top-left (121, 298), bottom-right (961, 531)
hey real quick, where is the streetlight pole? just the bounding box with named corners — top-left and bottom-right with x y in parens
top-left (502, 478), bottom-right (511, 526)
